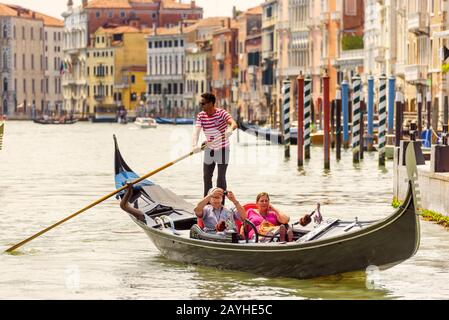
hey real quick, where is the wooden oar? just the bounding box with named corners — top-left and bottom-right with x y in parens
top-left (4, 142), bottom-right (208, 253)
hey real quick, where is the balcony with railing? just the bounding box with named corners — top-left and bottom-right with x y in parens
top-left (94, 94), bottom-right (105, 102)
top-left (404, 64), bottom-right (428, 83)
top-left (408, 12), bottom-right (429, 34)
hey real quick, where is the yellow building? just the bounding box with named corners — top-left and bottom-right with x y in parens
top-left (86, 26), bottom-right (147, 118)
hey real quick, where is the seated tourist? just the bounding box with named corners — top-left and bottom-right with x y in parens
top-left (194, 187), bottom-right (247, 234)
top-left (245, 192), bottom-right (293, 242)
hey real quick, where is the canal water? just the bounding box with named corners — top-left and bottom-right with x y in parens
top-left (0, 121), bottom-right (448, 299)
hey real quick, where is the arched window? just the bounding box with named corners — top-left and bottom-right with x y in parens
top-left (3, 24), bottom-right (7, 38)
top-left (3, 78), bottom-right (8, 91)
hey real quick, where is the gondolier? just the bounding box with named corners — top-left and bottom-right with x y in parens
top-left (192, 93), bottom-right (238, 198)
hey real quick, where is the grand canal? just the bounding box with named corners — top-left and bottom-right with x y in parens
top-left (1, 121), bottom-right (448, 299)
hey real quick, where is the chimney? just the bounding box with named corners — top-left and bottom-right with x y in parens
top-left (67, 0), bottom-right (73, 8)
top-left (82, 0), bottom-right (88, 8)
top-left (152, 23), bottom-right (156, 36)
top-left (191, 1), bottom-right (195, 8)
top-left (232, 6), bottom-right (237, 19)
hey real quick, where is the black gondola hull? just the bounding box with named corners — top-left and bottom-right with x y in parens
top-left (137, 193), bottom-right (418, 279)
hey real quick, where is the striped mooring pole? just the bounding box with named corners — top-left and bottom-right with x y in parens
top-left (335, 87), bottom-right (342, 161)
top-left (367, 75), bottom-right (375, 151)
top-left (378, 74), bottom-right (387, 166)
top-left (388, 76), bottom-right (396, 134)
top-left (297, 75), bottom-right (304, 168)
top-left (341, 79), bottom-right (350, 148)
top-left (323, 73), bottom-right (331, 170)
top-left (352, 75), bottom-right (362, 163)
top-left (282, 80), bottom-right (291, 159)
top-left (304, 77), bottom-right (312, 159)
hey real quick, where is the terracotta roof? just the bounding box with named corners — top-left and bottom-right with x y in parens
top-left (0, 4), bottom-right (63, 27)
top-left (183, 17), bottom-right (228, 33)
top-left (123, 65), bottom-right (146, 72)
top-left (0, 4), bottom-right (17, 16)
top-left (246, 6), bottom-right (263, 15)
top-left (100, 26), bottom-right (141, 34)
top-left (85, 0), bottom-right (133, 9)
top-left (34, 12), bottom-right (64, 27)
top-left (153, 26), bottom-right (182, 35)
top-left (161, 0), bottom-right (199, 9)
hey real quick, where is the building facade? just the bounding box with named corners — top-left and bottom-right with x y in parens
top-left (211, 19), bottom-right (238, 112)
top-left (144, 26), bottom-right (186, 117)
top-left (183, 17), bottom-right (228, 116)
top-left (0, 4), bottom-right (63, 118)
top-left (62, 0), bottom-right (89, 117)
top-left (261, 0), bottom-right (279, 125)
top-left (86, 26), bottom-right (147, 117)
top-left (237, 7), bottom-right (265, 123)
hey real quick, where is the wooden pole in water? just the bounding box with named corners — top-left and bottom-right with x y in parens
top-left (378, 74), bottom-right (387, 166)
top-left (323, 73), bottom-right (330, 169)
top-left (304, 77), bottom-right (312, 159)
top-left (352, 74), bottom-right (361, 163)
top-left (341, 79), bottom-right (350, 148)
top-left (360, 98), bottom-right (365, 160)
top-left (367, 75), bottom-right (375, 151)
top-left (388, 76), bottom-right (396, 135)
top-left (336, 86), bottom-right (342, 161)
top-left (426, 91), bottom-right (432, 130)
top-left (444, 96), bottom-right (448, 129)
top-left (417, 92), bottom-right (423, 139)
top-left (395, 88), bottom-right (404, 147)
top-left (282, 80), bottom-right (291, 159)
top-left (297, 75), bottom-right (304, 168)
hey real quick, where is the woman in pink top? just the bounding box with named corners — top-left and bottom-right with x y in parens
top-left (246, 192), bottom-right (293, 242)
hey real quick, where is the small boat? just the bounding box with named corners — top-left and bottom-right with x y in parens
top-left (113, 136), bottom-right (420, 279)
top-left (135, 117), bottom-right (157, 129)
top-left (238, 120), bottom-right (324, 145)
top-left (155, 117), bottom-right (194, 125)
top-left (33, 118), bottom-right (77, 125)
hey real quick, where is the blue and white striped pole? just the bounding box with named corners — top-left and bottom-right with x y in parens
top-left (282, 80), bottom-right (291, 159)
top-left (304, 77), bottom-right (312, 159)
top-left (378, 74), bottom-right (387, 166)
top-left (352, 75), bottom-right (361, 163)
top-left (367, 75), bottom-right (374, 151)
top-left (341, 79), bottom-right (350, 148)
top-left (388, 76), bottom-right (396, 134)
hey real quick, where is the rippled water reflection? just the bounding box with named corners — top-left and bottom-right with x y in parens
top-left (1, 121), bottom-right (448, 299)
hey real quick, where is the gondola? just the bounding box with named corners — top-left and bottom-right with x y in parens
top-left (237, 120), bottom-right (324, 145)
top-left (155, 117), bottom-right (194, 125)
top-left (114, 136), bottom-right (420, 279)
top-left (33, 118), bottom-right (77, 125)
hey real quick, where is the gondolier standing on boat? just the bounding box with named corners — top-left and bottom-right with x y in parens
top-left (192, 93), bottom-right (238, 198)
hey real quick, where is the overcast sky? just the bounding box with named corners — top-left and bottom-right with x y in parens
top-left (4, 0), bottom-right (259, 19)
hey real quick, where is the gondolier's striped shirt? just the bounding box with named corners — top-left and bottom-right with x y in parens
top-left (196, 108), bottom-right (232, 150)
